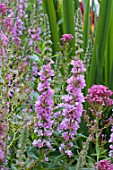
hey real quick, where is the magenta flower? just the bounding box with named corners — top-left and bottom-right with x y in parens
top-left (86, 85), bottom-right (113, 117)
top-left (0, 3), bottom-right (8, 15)
top-left (60, 34), bottom-right (73, 42)
top-left (95, 160), bottom-right (113, 170)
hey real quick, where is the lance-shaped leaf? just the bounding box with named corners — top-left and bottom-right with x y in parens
top-left (63, 0), bottom-right (75, 54)
top-left (83, 0), bottom-right (90, 53)
top-left (108, 4), bottom-right (113, 90)
top-left (89, 0), bottom-right (113, 87)
top-left (42, 0), bottom-right (60, 53)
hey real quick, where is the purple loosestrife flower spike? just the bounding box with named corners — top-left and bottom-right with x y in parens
top-left (33, 60), bottom-right (54, 153)
top-left (59, 58), bottom-right (86, 157)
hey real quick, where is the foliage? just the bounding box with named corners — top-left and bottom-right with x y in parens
top-left (0, 0), bottom-right (113, 170)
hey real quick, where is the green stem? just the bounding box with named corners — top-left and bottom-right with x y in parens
top-left (63, 155), bottom-right (66, 170)
top-left (4, 120), bottom-right (8, 170)
top-left (96, 120), bottom-right (99, 170)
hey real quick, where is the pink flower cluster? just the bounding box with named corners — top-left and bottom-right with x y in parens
top-left (0, 3), bottom-right (8, 15)
top-left (59, 59), bottom-right (86, 157)
top-left (95, 160), bottom-right (113, 170)
top-left (60, 34), bottom-right (74, 42)
top-left (33, 60), bottom-right (54, 150)
top-left (86, 85), bottom-right (113, 117)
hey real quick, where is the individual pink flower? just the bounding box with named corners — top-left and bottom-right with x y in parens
top-left (65, 150), bottom-right (73, 158)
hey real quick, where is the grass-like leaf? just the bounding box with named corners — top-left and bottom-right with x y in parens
top-left (42, 0), bottom-right (60, 53)
top-left (63, 0), bottom-right (75, 55)
top-left (89, 0), bottom-right (113, 87)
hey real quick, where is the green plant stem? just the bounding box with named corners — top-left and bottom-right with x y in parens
top-left (63, 155), bottom-right (66, 170)
top-left (4, 120), bottom-right (8, 170)
top-left (96, 120), bottom-right (99, 170)
top-left (62, 43), bottom-right (70, 93)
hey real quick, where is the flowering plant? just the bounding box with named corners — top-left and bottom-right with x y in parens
top-left (0, 1), bottom-right (113, 170)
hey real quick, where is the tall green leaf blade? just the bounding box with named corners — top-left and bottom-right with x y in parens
top-left (109, 63), bottom-right (113, 90)
top-left (53, 0), bottom-right (63, 38)
top-left (108, 4), bottom-right (113, 90)
top-left (73, 0), bottom-right (79, 13)
top-left (63, 0), bottom-right (75, 54)
top-left (83, 0), bottom-right (90, 53)
top-left (89, 0), bottom-right (113, 87)
top-left (105, 44), bottom-right (109, 87)
top-left (42, 0), bottom-right (60, 53)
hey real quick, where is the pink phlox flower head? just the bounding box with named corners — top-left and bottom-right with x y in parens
top-left (95, 160), bottom-right (113, 170)
top-left (60, 34), bottom-right (73, 42)
top-left (86, 85), bottom-right (113, 110)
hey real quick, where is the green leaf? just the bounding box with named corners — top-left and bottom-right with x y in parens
top-left (54, 154), bottom-right (64, 165)
top-left (109, 62), bottom-right (113, 90)
top-left (42, 0), bottom-right (60, 53)
top-left (83, 0), bottom-right (90, 53)
top-left (108, 4), bottom-right (113, 90)
top-left (74, 133), bottom-right (87, 139)
top-left (30, 54), bottom-right (41, 63)
top-left (73, 0), bottom-right (79, 13)
top-left (95, 46), bottom-right (103, 83)
top-left (89, 0), bottom-right (113, 87)
top-left (27, 147), bottom-right (39, 161)
top-left (30, 92), bottom-right (39, 100)
top-left (11, 165), bottom-right (17, 170)
top-left (53, 106), bottom-right (65, 113)
top-left (63, 0), bottom-right (75, 55)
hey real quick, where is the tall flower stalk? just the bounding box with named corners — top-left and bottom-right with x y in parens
top-left (75, 8), bottom-right (83, 60)
top-left (59, 58), bottom-right (86, 158)
top-left (33, 59), bottom-right (54, 160)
